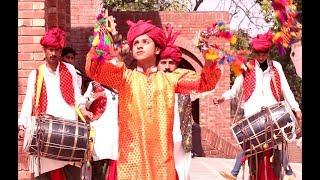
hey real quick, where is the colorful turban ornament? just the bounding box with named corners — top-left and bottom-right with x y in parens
top-left (250, 31), bottom-right (273, 53)
top-left (126, 20), bottom-right (166, 50)
top-left (40, 27), bottom-right (66, 49)
top-left (159, 23), bottom-right (182, 63)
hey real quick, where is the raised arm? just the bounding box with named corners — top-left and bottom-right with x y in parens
top-left (85, 47), bottom-right (127, 91)
top-left (174, 62), bottom-right (221, 94)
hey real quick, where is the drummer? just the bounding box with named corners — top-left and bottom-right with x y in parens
top-left (18, 27), bottom-right (93, 180)
top-left (213, 31), bottom-right (302, 180)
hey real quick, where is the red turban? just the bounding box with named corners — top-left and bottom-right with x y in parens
top-left (126, 20), bottom-right (166, 50)
top-left (250, 31), bottom-right (273, 53)
top-left (40, 27), bottom-right (66, 49)
top-left (160, 24), bottom-right (182, 63)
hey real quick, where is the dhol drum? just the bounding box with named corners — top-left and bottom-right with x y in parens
top-left (231, 101), bottom-right (297, 156)
top-left (23, 114), bottom-right (88, 161)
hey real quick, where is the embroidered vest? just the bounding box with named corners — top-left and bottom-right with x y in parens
top-left (242, 60), bottom-right (282, 102)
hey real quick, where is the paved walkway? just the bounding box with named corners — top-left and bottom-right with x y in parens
top-left (189, 157), bottom-right (302, 180)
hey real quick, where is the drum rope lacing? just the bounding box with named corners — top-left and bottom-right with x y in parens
top-left (35, 114), bottom-right (46, 175)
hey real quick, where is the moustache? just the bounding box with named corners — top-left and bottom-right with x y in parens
top-left (164, 69), bottom-right (172, 73)
top-left (50, 56), bottom-right (58, 59)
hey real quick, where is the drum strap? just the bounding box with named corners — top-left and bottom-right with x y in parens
top-left (32, 65), bottom-right (46, 175)
top-left (32, 64), bottom-right (46, 116)
top-left (75, 105), bottom-right (86, 123)
top-left (35, 64), bottom-right (45, 109)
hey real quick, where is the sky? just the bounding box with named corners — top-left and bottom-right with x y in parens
top-left (190, 0), bottom-right (273, 37)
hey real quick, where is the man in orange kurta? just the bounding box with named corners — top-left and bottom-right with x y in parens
top-left (85, 20), bottom-right (221, 179)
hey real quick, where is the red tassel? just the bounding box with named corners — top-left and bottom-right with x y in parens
top-left (257, 149), bottom-right (277, 180)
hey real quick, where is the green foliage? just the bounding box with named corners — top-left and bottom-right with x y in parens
top-left (260, 0), bottom-right (273, 23)
top-left (103, 0), bottom-right (191, 11)
top-left (158, 0), bottom-right (191, 11)
top-left (231, 29), bottom-right (251, 51)
top-left (255, 0), bottom-right (302, 23)
top-left (103, 0), bottom-right (156, 11)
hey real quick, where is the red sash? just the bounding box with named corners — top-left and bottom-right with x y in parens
top-left (32, 62), bottom-right (75, 115)
top-left (242, 60), bottom-right (282, 102)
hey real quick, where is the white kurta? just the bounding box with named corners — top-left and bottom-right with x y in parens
top-left (173, 94), bottom-right (192, 180)
top-left (83, 82), bottom-right (119, 161)
top-left (18, 62), bottom-right (83, 177)
top-left (222, 60), bottom-right (301, 118)
top-left (76, 70), bottom-right (83, 89)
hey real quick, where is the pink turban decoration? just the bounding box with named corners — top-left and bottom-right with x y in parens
top-left (250, 31), bottom-right (273, 53)
top-left (126, 20), bottom-right (166, 50)
top-left (160, 23), bottom-right (182, 63)
top-left (40, 27), bottom-right (66, 49)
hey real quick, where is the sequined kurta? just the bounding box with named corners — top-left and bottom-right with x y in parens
top-left (86, 50), bottom-right (221, 180)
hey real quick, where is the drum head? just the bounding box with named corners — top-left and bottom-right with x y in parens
top-left (23, 116), bottom-right (37, 152)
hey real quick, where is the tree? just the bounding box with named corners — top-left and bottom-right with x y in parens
top-left (193, 0), bottom-right (204, 11)
top-left (103, 0), bottom-right (192, 11)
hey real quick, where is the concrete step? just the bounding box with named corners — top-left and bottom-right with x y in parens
top-left (190, 157), bottom-right (302, 180)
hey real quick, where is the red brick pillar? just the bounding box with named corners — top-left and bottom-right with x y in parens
top-left (45, 0), bottom-right (70, 30)
top-left (18, 0), bottom-right (46, 179)
top-left (69, 0), bottom-right (101, 70)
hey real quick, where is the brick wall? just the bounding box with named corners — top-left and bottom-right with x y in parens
top-left (18, 1), bottom-right (302, 179)
top-left (45, 0), bottom-right (70, 30)
top-left (18, 0), bottom-right (71, 179)
top-left (18, 0), bottom-right (45, 178)
top-left (69, 0), bottom-right (101, 71)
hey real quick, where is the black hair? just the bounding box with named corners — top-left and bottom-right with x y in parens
top-left (61, 47), bottom-right (76, 57)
